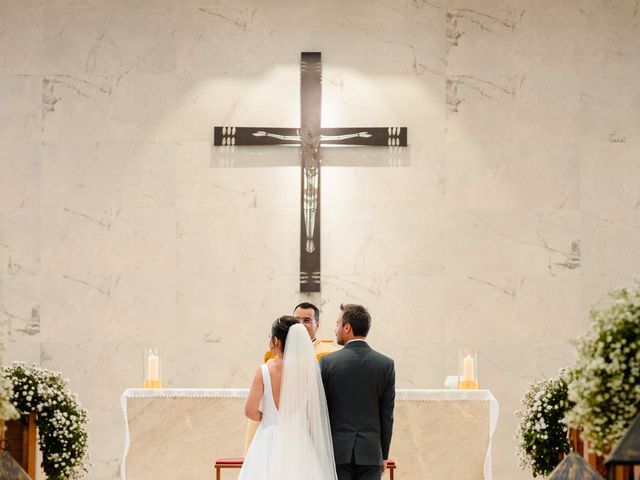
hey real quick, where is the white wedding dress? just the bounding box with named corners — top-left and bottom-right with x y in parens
top-left (237, 364), bottom-right (278, 480)
top-left (238, 324), bottom-right (338, 480)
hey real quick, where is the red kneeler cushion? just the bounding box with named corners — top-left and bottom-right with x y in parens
top-left (214, 458), bottom-right (396, 471)
top-left (214, 458), bottom-right (244, 466)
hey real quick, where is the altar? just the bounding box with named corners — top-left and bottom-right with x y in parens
top-left (120, 389), bottom-right (498, 480)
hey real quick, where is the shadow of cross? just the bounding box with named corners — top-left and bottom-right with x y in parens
top-left (213, 52), bottom-right (408, 292)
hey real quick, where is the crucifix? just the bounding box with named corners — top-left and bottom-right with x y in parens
top-left (213, 52), bottom-right (407, 292)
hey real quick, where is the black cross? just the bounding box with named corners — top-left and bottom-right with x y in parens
top-left (213, 52), bottom-right (407, 292)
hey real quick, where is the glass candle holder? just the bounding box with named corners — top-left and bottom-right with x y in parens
top-left (143, 347), bottom-right (163, 389)
top-left (458, 347), bottom-right (479, 390)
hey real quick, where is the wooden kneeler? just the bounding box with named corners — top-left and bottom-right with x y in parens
top-left (214, 457), bottom-right (397, 479)
top-left (0, 413), bottom-right (37, 480)
top-left (387, 459), bottom-right (397, 479)
top-left (214, 458), bottom-right (243, 480)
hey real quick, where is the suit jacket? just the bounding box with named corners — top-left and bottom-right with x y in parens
top-left (320, 341), bottom-right (395, 466)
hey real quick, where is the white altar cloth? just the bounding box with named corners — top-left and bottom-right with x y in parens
top-left (121, 388), bottom-right (498, 480)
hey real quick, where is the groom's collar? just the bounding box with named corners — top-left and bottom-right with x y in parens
top-left (345, 339), bottom-right (369, 348)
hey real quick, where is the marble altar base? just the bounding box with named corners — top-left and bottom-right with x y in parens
top-left (121, 389), bottom-right (498, 480)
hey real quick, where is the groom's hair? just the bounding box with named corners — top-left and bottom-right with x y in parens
top-left (271, 315), bottom-right (299, 350)
top-left (340, 304), bottom-right (371, 337)
top-left (293, 302), bottom-right (320, 322)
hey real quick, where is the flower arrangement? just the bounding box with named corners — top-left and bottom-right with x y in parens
top-left (0, 370), bottom-right (19, 423)
top-left (0, 373), bottom-right (20, 421)
top-left (515, 370), bottom-right (573, 477)
top-left (0, 343), bottom-right (19, 424)
top-left (566, 282), bottom-right (640, 454)
top-left (3, 362), bottom-right (90, 479)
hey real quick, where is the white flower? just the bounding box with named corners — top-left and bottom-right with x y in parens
top-left (567, 282), bottom-right (640, 453)
top-left (3, 363), bottom-right (89, 478)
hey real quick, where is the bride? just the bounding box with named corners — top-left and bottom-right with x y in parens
top-left (238, 316), bottom-right (338, 480)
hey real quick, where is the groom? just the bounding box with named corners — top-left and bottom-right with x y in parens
top-left (320, 304), bottom-right (395, 480)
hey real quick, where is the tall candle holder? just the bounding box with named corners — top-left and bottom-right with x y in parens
top-left (458, 347), bottom-right (479, 390)
top-left (143, 347), bottom-right (163, 389)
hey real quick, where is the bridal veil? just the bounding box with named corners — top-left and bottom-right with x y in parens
top-left (268, 324), bottom-right (338, 480)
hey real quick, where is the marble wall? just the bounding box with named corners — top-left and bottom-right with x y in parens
top-left (1, 0), bottom-right (639, 479)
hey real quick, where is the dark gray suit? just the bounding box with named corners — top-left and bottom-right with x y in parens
top-left (320, 341), bottom-right (395, 480)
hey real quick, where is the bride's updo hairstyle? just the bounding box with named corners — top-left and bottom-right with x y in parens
top-left (271, 315), bottom-right (299, 351)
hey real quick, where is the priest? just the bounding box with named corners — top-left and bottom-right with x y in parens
top-left (264, 302), bottom-right (339, 362)
top-left (243, 302), bottom-right (340, 452)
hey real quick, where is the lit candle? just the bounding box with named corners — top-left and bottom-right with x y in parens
top-left (147, 351), bottom-right (159, 381)
top-left (462, 355), bottom-right (474, 382)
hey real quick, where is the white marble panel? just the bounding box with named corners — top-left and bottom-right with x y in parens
top-left (580, 209), bottom-right (640, 276)
top-left (41, 207), bottom-right (176, 277)
top-left (446, 3), bottom-right (581, 75)
top-left (317, 274), bottom-right (450, 344)
top-left (175, 274), bottom-right (301, 343)
top-left (0, 0), bottom-right (43, 74)
top-left (580, 142), bottom-right (640, 211)
top-left (319, 143), bottom-right (429, 169)
top-left (0, 74), bottom-right (42, 141)
top-left (209, 144), bottom-right (302, 169)
top-left (319, 69), bottom-right (444, 140)
top-left (177, 0), bottom-right (445, 76)
top-left (1, 342), bottom-right (41, 365)
top-left (505, 141), bottom-right (580, 210)
top-left (384, 343), bottom-right (452, 390)
top-left (177, 141), bottom-right (300, 209)
top-left (320, 275), bottom-right (391, 308)
top-left (160, 341), bottom-right (262, 389)
top-left (174, 71), bottom-right (300, 142)
top-left (40, 273), bottom-right (176, 343)
top-left (323, 208), bottom-right (447, 276)
top-left (580, 272), bottom-right (640, 315)
top-left (36, 341), bottom-right (258, 412)
top-left (0, 270), bottom-right (41, 343)
top-left (444, 272), bottom-right (585, 346)
top-left (445, 141), bottom-right (512, 209)
top-left (42, 74), bottom-right (178, 142)
top-left (321, 149), bottom-right (446, 208)
top-left (41, 74), bottom-right (112, 141)
top-left (102, 75), bottom-right (175, 141)
top-left (578, 74), bottom-right (640, 143)
top-left (445, 4), bottom-right (582, 146)
top-left (176, 207), bottom-right (298, 275)
top-left (446, 140), bottom-right (580, 209)
top-left (578, 0), bottom-right (640, 77)
top-left (38, 342), bottom-right (143, 412)
top-left (0, 208), bottom-right (41, 342)
top-left (446, 71), bottom-right (581, 145)
top-left (444, 209), bottom-right (581, 275)
top-left (176, 1), bottom-right (277, 76)
top-left (41, 141), bottom-right (176, 210)
top-left (43, 0), bottom-right (176, 77)
top-left (0, 141), bottom-right (41, 209)
top-left (86, 409), bottom-right (126, 480)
